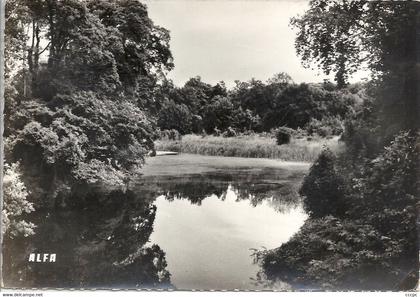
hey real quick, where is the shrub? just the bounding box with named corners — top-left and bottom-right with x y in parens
top-left (275, 127), bottom-right (293, 145)
top-left (256, 131), bottom-right (419, 291)
top-left (318, 125), bottom-right (333, 137)
top-left (2, 163), bottom-right (36, 239)
top-left (305, 116), bottom-right (344, 137)
top-left (294, 128), bottom-right (308, 139)
top-left (348, 130), bottom-right (418, 255)
top-left (257, 216), bottom-right (405, 290)
top-left (339, 98), bottom-right (383, 160)
top-left (299, 148), bottom-right (346, 218)
top-left (159, 129), bottom-right (182, 141)
top-left (10, 93), bottom-right (156, 207)
top-left (222, 127), bottom-right (237, 138)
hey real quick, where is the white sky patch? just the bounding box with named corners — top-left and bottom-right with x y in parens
top-left (143, 0), bottom-right (370, 88)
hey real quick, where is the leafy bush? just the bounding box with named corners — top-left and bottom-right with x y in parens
top-left (275, 127), bottom-right (293, 145)
top-left (305, 117), bottom-right (344, 137)
top-left (293, 128), bottom-right (309, 139)
top-left (235, 108), bottom-right (262, 132)
top-left (256, 216), bottom-right (406, 290)
top-left (159, 129), bottom-right (182, 141)
top-left (9, 92), bottom-right (156, 208)
top-left (348, 131), bottom-right (418, 255)
top-left (222, 127), bottom-right (237, 138)
top-left (2, 163), bottom-right (36, 239)
top-left (299, 148), bottom-right (346, 218)
top-left (258, 131), bottom-right (419, 290)
top-left (340, 97), bottom-right (383, 160)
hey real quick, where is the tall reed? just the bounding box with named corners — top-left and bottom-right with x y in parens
top-left (155, 134), bottom-right (341, 162)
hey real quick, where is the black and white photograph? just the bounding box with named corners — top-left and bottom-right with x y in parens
top-left (1, 0), bottom-right (419, 292)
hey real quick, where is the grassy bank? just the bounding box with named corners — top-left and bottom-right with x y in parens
top-left (155, 134), bottom-right (341, 162)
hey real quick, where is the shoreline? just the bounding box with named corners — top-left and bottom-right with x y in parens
top-left (154, 134), bottom-right (340, 163)
top-left (142, 153), bottom-right (311, 177)
top-left (153, 151), bottom-right (312, 166)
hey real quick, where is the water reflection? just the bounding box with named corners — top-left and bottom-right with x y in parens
top-left (149, 184), bottom-right (307, 290)
top-left (4, 155), bottom-right (309, 290)
top-left (3, 190), bottom-right (172, 289)
top-left (135, 171), bottom-right (303, 212)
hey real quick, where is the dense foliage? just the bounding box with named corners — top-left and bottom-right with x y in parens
top-left (275, 127), bottom-right (293, 145)
top-left (258, 131), bottom-right (418, 290)
top-left (2, 163), bottom-right (35, 239)
top-left (291, 0), bottom-right (418, 130)
top-left (156, 75), bottom-right (361, 136)
top-left (257, 0), bottom-right (419, 290)
top-left (347, 132), bottom-right (418, 257)
top-left (4, 0), bottom-right (172, 207)
top-left (259, 216), bottom-right (404, 290)
top-left (3, 0), bottom-right (418, 290)
top-left (300, 149), bottom-right (345, 218)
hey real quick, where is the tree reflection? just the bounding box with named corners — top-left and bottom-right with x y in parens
top-left (139, 170), bottom-right (302, 212)
top-left (4, 167), bottom-right (304, 289)
top-left (3, 189), bottom-right (172, 289)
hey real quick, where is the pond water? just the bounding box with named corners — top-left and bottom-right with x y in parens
top-left (4, 154), bottom-right (309, 290)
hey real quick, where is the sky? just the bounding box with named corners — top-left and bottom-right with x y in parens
top-left (143, 0), bottom-right (369, 88)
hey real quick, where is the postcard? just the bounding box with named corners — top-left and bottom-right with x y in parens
top-left (1, 0), bottom-right (418, 291)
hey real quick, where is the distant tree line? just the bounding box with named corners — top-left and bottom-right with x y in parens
top-left (155, 74), bottom-right (364, 137)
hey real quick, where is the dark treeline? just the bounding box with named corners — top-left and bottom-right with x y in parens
top-left (155, 74), bottom-right (364, 137)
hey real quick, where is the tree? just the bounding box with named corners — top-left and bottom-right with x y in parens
top-left (291, 1), bottom-right (419, 129)
top-left (88, 0), bottom-right (173, 81)
top-left (7, 0), bottom-right (173, 102)
top-left (157, 100), bottom-right (193, 134)
top-left (231, 79), bottom-right (270, 117)
top-left (179, 76), bottom-right (215, 115)
top-left (5, 0), bottom-right (172, 206)
top-left (266, 72), bottom-right (294, 85)
top-left (202, 96), bottom-right (236, 133)
top-left (291, 1), bottom-right (366, 88)
top-left (235, 108), bottom-right (261, 132)
top-left (87, 0), bottom-right (174, 109)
